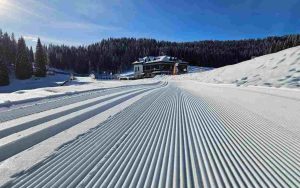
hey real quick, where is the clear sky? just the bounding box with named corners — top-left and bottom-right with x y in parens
top-left (0, 0), bottom-right (299, 47)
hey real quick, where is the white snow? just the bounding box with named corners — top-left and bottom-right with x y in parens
top-left (187, 66), bottom-right (213, 73)
top-left (2, 46), bottom-right (299, 108)
top-left (0, 46), bottom-right (299, 187)
top-left (0, 74), bottom-right (70, 93)
top-left (174, 80), bottom-right (300, 134)
top-left (0, 89), bottom-right (155, 185)
top-left (2, 82), bottom-right (298, 187)
top-left (0, 75), bottom-right (156, 108)
top-left (169, 46), bottom-right (300, 88)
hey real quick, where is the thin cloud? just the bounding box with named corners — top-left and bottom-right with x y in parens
top-left (23, 34), bottom-right (82, 46)
top-left (1, 0), bottom-right (119, 34)
top-left (49, 21), bottom-right (119, 31)
top-left (0, 0), bottom-right (120, 45)
top-left (0, 0), bottom-right (49, 21)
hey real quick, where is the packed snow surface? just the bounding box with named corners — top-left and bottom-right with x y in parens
top-left (170, 46), bottom-right (300, 88)
top-left (0, 82), bottom-right (164, 185)
top-left (0, 81), bottom-right (299, 187)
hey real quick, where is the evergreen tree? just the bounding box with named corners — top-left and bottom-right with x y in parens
top-left (15, 37), bottom-right (32, 79)
top-left (1, 28), bottom-right (299, 76)
top-left (34, 38), bottom-right (47, 77)
top-left (9, 33), bottom-right (17, 66)
top-left (0, 59), bottom-right (9, 86)
top-left (47, 34), bottom-right (300, 74)
top-left (28, 46), bottom-right (34, 64)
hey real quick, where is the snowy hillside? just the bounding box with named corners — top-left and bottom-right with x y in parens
top-left (171, 46), bottom-right (300, 88)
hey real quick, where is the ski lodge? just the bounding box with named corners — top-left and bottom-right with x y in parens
top-left (132, 56), bottom-right (188, 78)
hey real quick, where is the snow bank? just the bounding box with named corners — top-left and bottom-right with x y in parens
top-left (169, 46), bottom-right (300, 88)
top-left (0, 74), bottom-right (70, 93)
top-left (0, 78), bottom-right (156, 108)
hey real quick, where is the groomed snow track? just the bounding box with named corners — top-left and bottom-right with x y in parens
top-left (2, 83), bottom-right (300, 187)
top-left (0, 82), bottom-right (160, 122)
top-left (0, 82), bottom-right (165, 162)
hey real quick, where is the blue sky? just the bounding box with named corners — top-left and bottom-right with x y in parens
top-left (0, 0), bottom-right (299, 47)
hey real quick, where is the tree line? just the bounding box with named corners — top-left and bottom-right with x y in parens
top-left (1, 28), bottom-right (300, 85)
top-left (0, 29), bottom-right (47, 86)
top-left (47, 34), bottom-right (300, 74)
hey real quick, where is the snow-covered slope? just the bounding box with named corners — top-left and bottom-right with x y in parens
top-left (171, 46), bottom-right (300, 88)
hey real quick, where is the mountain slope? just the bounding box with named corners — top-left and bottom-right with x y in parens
top-left (172, 46), bottom-right (300, 88)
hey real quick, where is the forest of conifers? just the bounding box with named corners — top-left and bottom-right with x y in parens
top-left (48, 34), bottom-right (300, 74)
top-left (1, 28), bottom-right (300, 75)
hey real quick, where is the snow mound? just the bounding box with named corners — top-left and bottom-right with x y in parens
top-left (0, 74), bottom-right (70, 93)
top-left (0, 77), bottom-right (157, 108)
top-left (170, 46), bottom-right (300, 88)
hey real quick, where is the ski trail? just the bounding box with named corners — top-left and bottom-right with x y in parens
top-left (3, 83), bottom-right (299, 188)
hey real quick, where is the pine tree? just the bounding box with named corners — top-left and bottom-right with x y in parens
top-left (45, 34), bottom-right (300, 72)
top-left (28, 46), bottom-right (34, 64)
top-left (0, 59), bottom-right (9, 86)
top-left (10, 33), bottom-right (17, 67)
top-left (15, 37), bottom-right (32, 79)
top-left (35, 38), bottom-right (47, 77)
